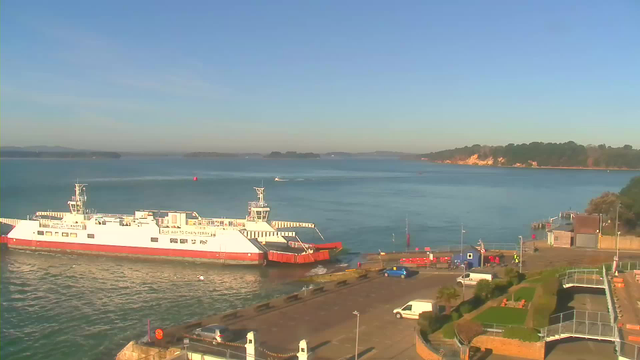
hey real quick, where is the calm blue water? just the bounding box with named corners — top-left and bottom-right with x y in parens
top-left (1, 158), bottom-right (638, 359)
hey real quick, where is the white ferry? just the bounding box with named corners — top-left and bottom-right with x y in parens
top-left (0, 184), bottom-right (342, 265)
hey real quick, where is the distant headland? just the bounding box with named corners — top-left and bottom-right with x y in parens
top-left (417, 142), bottom-right (640, 170)
top-left (1, 146), bottom-right (121, 159)
top-left (265, 151), bottom-right (320, 159)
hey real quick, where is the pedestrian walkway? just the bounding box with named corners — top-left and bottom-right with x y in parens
top-left (542, 310), bottom-right (616, 341)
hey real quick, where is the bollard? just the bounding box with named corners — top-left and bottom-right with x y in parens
top-left (298, 339), bottom-right (311, 360)
top-left (246, 331), bottom-right (256, 360)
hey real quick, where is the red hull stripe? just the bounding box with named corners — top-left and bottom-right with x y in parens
top-left (1, 236), bottom-right (263, 264)
top-left (313, 242), bottom-right (342, 250)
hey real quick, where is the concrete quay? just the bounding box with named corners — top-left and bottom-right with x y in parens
top-left (145, 271), bottom-right (472, 360)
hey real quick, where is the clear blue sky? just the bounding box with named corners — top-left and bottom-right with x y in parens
top-left (2, 1), bottom-right (639, 153)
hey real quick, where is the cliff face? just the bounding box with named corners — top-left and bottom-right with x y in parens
top-left (423, 154), bottom-right (539, 167)
top-left (418, 142), bottom-right (640, 169)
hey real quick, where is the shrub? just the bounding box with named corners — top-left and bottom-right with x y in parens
top-left (451, 310), bottom-right (462, 321)
top-left (418, 312), bottom-right (437, 334)
top-left (455, 321), bottom-right (484, 344)
top-left (437, 286), bottom-right (461, 313)
top-left (474, 279), bottom-right (494, 301)
top-left (441, 322), bottom-right (456, 339)
top-left (502, 327), bottom-right (540, 342)
top-left (459, 302), bottom-right (474, 314)
top-left (418, 312), bottom-right (450, 334)
top-left (491, 279), bottom-right (513, 298)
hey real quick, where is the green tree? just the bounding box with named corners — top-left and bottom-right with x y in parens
top-left (474, 279), bottom-right (494, 301)
top-left (619, 176), bottom-right (640, 230)
top-left (437, 286), bottom-right (461, 314)
top-left (585, 192), bottom-right (619, 220)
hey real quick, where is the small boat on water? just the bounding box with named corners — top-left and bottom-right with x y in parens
top-left (274, 177), bottom-right (288, 182)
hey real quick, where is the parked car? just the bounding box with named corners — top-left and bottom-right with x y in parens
top-left (384, 266), bottom-right (412, 278)
top-left (393, 299), bottom-right (435, 319)
top-left (456, 271), bottom-right (494, 286)
top-left (193, 324), bottom-right (232, 343)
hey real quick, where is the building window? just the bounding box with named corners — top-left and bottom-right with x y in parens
top-left (467, 253), bottom-right (473, 260)
top-left (45, 231), bottom-right (52, 236)
top-left (151, 237), bottom-right (159, 242)
top-left (87, 234), bottom-right (95, 239)
top-left (70, 233), bottom-right (77, 238)
top-left (37, 230), bottom-right (44, 236)
top-left (180, 239), bottom-right (188, 244)
top-left (62, 232), bottom-right (69, 237)
top-left (170, 238), bottom-right (178, 244)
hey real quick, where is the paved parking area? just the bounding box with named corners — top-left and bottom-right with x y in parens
top-left (221, 273), bottom-right (473, 360)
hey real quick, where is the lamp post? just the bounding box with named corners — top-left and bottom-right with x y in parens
top-left (615, 203), bottom-right (620, 262)
top-left (518, 236), bottom-right (523, 273)
top-left (353, 311), bottom-right (360, 360)
top-left (460, 224), bottom-right (466, 301)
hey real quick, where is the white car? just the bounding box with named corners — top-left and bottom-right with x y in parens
top-left (193, 324), bottom-right (232, 343)
top-left (393, 299), bottom-right (435, 319)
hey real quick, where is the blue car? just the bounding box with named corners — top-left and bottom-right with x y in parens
top-left (384, 266), bottom-right (411, 278)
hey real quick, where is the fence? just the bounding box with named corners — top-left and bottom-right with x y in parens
top-left (559, 268), bottom-right (604, 288)
top-left (542, 310), bottom-right (616, 341)
top-left (619, 341), bottom-right (640, 360)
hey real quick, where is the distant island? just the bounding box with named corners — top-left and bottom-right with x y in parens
top-left (265, 151), bottom-right (320, 159)
top-left (184, 152), bottom-right (239, 158)
top-left (418, 142), bottom-right (640, 169)
top-left (1, 150), bottom-right (121, 159)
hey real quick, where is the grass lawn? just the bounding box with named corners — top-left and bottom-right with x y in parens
top-left (473, 306), bottom-right (528, 326)
top-left (513, 286), bottom-right (537, 302)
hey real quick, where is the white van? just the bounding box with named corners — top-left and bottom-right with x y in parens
top-left (456, 272), bottom-right (494, 287)
top-left (393, 299), bottom-right (435, 319)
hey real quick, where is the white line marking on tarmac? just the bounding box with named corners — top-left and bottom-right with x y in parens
top-left (332, 335), bottom-right (346, 344)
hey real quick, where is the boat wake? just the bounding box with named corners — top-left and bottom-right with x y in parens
top-left (305, 265), bottom-right (328, 276)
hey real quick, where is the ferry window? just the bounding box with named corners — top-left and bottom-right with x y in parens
top-left (180, 239), bottom-right (188, 244)
top-left (55, 232), bottom-right (59, 236)
top-left (62, 232), bottom-right (69, 237)
top-left (170, 238), bottom-right (178, 243)
top-left (87, 234), bottom-right (95, 239)
top-left (45, 231), bottom-right (52, 236)
top-left (151, 237), bottom-right (159, 243)
top-left (191, 239), bottom-right (196, 244)
top-left (200, 240), bottom-right (208, 245)
top-left (70, 233), bottom-right (77, 238)
top-left (37, 230), bottom-right (44, 235)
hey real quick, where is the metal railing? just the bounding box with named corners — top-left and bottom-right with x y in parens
top-left (619, 341), bottom-right (640, 360)
top-left (542, 310), bottom-right (616, 341)
top-left (559, 268), bottom-right (604, 288)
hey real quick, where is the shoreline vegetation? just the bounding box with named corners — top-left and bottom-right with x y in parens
top-left (417, 142), bottom-right (640, 170)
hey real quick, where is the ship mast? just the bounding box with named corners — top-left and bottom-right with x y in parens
top-left (68, 183), bottom-right (88, 214)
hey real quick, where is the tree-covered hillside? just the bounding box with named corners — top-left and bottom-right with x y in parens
top-left (419, 142), bottom-right (640, 169)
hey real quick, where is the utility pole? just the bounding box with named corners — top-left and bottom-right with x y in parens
top-left (353, 311), bottom-right (360, 360)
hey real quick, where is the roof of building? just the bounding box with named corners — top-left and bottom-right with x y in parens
top-left (552, 223), bottom-right (574, 232)
top-left (573, 214), bottom-right (600, 234)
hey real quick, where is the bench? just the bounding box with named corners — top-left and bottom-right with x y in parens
top-left (221, 311), bottom-right (239, 321)
top-left (335, 280), bottom-right (348, 287)
top-left (311, 286), bottom-right (325, 295)
top-left (285, 294), bottom-right (300, 303)
top-left (255, 302), bottom-right (271, 312)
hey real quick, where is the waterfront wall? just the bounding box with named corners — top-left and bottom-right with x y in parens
top-left (116, 341), bottom-right (181, 360)
top-left (415, 330), bottom-right (447, 360)
top-left (599, 236), bottom-right (640, 251)
top-left (471, 336), bottom-right (545, 360)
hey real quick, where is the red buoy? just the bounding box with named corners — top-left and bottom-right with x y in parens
top-left (193, 177), bottom-right (198, 181)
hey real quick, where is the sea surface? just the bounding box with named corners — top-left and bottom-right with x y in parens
top-left (1, 158), bottom-right (638, 359)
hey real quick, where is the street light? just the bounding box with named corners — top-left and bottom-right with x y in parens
top-left (518, 236), bottom-right (523, 273)
top-left (460, 224), bottom-right (466, 301)
top-left (615, 203), bottom-right (620, 262)
top-left (353, 311), bottom-right (360, 360)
